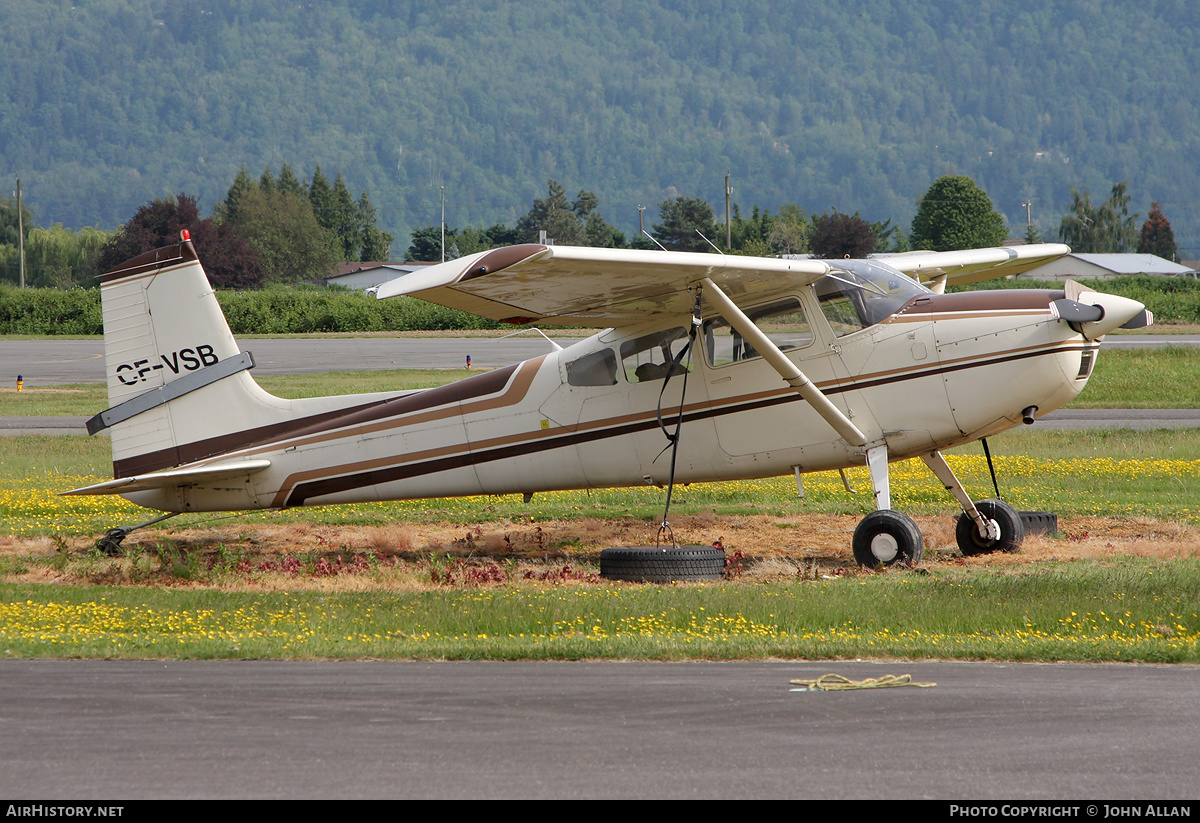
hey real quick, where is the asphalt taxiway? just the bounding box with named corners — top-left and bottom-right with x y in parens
top-left (2, 659), bottom-right (1198, 799)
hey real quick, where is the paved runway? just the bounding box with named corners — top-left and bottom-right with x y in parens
top-left (2, 659), bottom-right (1198, 799)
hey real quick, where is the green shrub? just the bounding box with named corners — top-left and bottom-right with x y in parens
top-left (0, 286), bottom-right (500, 334)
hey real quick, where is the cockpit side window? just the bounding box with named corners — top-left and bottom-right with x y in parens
top-left (620, 327), bottom-right (689, 382)
top-left (704, 298), bottom-right (812, 366)
top-left (814, 260), bottom-right (929, 337)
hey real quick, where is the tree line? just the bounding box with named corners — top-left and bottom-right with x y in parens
top-left (0, 171), bottom-right (1183, 290)
top-left (412, 176), bottom-right (1181, 263)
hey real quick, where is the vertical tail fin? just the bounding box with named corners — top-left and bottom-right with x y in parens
top-left (91, 237), bottom-right (288, 477)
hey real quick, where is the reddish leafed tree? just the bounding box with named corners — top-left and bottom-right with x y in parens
top-left (810, 212), bottom-right (877, 258)
top-left (1137, 201), bottom-right (1178, 261)
top-left (97, 194), bottom-right (264, 288)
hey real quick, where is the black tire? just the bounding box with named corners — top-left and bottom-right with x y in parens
top-left (1020, 511), bottom-right (1058, 536)
top-left (852, 510), bottom-right (924, 568)
top-left (600, 546), bottom-right (726, 583)
top-left (956, 499), bottom-right (1025, 556)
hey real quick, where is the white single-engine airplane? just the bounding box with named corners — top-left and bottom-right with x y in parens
top-left (67, 235), bottom-right (1151, 566)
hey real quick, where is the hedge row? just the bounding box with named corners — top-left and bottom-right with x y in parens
top-left (0, 287), bottom-right (500, 335)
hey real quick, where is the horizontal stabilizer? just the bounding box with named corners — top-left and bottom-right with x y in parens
top-left (61, 459), bottom-right (272, 497)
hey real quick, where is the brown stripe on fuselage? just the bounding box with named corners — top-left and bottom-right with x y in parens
top-left (114, 359), bottom-right (539, 478)
top-left (278, 334), bottom-right (1093, 507)
top-left (264, 358), bottom-right (546, 507)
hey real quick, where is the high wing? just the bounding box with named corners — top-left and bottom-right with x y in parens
top-left (879, 243), bottom-right (1071, 289)
top-left (375, 244), bottom-right (831, 326)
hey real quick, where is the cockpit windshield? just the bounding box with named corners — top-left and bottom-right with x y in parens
top-left (813, 259), bottom-right (930, 336)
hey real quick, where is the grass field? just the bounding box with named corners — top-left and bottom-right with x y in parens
top-left (1, 560), bottom-right (1197, 661)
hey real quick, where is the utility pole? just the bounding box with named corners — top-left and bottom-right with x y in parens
top-left (16, 178), bottom-right (25, 288)
top-left (440, 185), bottom-right (445, 263)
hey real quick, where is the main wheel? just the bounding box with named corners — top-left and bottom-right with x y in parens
top-left (599, 546), bottom-right (726, 583)
top-left (852, 510), bottom-right (924, 568)
top-left (956, 499), bottom-right (1025, 556)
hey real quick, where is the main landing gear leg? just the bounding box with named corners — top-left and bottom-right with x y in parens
top-left (96, 512), bottom-right (181, 556)
top-left (852, 445), bottom-right (925, 568)
top-left (920, 451), bottom-right (1024, 555)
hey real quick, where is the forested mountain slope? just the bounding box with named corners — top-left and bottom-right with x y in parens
top-left (4, 0), bottom-right (1199, 253)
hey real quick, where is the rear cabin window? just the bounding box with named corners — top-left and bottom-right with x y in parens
top-left (704, 298), bottom-right (813, 366)
top-left (566, 349), bottom-right (618, 386)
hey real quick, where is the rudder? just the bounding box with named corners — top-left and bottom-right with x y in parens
top-left (92, 237), bottom-right (289, 478)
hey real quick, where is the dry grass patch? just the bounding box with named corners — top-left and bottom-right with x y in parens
top-left (4, 511), bottom-right (1199, 593)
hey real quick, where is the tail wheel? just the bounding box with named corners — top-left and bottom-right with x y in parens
top-left (956, 498), bottom-right (1025, 556)
top-left (852, 510), bottom-right (924, 568)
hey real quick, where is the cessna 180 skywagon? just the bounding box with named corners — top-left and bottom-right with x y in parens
top-left (66, 235), bottom-right (1151, 567)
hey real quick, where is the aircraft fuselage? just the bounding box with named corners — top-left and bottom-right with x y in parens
top-left (121, 284), bottom-right (1094, 514)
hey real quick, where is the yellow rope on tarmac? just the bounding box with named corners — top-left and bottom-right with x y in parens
top-left (789, 673), bottom-right (936, 691)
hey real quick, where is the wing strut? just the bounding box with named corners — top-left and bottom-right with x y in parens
top-left (700, 277), bottom-right (867, 447)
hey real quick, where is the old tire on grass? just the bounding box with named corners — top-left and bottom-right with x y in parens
top-left (852, 510), bottom-right (924, 568)
top-left (599, 546), bottom-right (726, 583)
top-left (956, 498), bottom-right (1025, 555)
top-left (1020, 511), bottom-right (1058, 536)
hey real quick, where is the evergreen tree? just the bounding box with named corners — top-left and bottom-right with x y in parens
top-left (1059, 182), bottom-right (1138, 253)
top-left (1138, 201), bottom-right (1177, 260)
top-left (516, 180), bottom-right (587, 245)
top-left (308, 165), bottom-right (334, 235)
top-left (653, 196), bottom-right (716, 252)
top-left (277, 164), bottom-right (308, 200)
top-left (329, 174), bottom-right (362, 259)
top-left (869, 217), bottom-right (907, 253)
top-left (729, 204), bottom-right (773, 256)
top-left (358, 192), bottom-right (393, 261)
top-left (910, 175), bottom-right (1008, 251)
top-left (222, 166), bottom-right (256, 224)
top-left (407, 225), bottom-right (448, 261)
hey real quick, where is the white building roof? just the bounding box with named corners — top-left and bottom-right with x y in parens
top-left (1070, 253), bottom-right (1193, 275)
